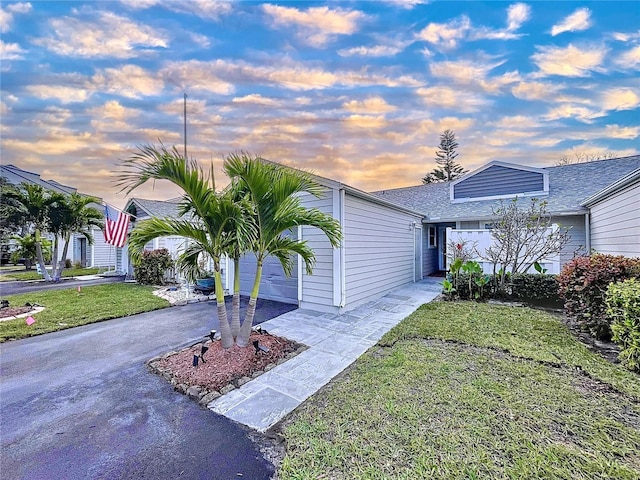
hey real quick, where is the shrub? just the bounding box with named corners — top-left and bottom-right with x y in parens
top-left (558, 254), bottom-right (640, 340)
top-left (134, 248), bottom-right (174, 285)
top-left (65, 259), bottom-right (72, 269)
top-left (606, 279), bottom-right (640, 372)
top-left (509, 273), bottom-right (560, 304)
top-left (444, 260), bottom-right (491, 301)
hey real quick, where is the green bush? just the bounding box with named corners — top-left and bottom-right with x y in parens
top-left (65, 258), bottom-right (72, 269)
top-left (133, 248), bottom-right (174, 285)
top-left (558, 254), bottom-right (640, 341)
top-left (444, 260), bottom-right (491, 301)
top-left (607, 279), bottom-right (640, 372)
top-left (509, 273), bottom-right (560, 303)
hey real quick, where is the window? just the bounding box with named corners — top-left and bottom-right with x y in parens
top-left (428, 226), bottom-right (437, 248)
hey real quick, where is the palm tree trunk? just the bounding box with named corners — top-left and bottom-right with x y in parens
top-left (214, 265), bottom-right (233, 349)
top-left (56, 233), bottom-right (72, 281)
top-left (35, 229), bottom-right (52, 282)
top-left (236, 260), bottom-right (262, 347)
top-left (230, 257), bottom-right (241, 339)
top-left (51, 236), bottom-right (61, 280)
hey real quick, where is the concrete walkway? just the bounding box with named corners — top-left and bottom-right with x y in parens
top-left (208, 277), bottom-right (443, 431)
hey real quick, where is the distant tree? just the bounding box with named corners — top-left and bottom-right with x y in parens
top-left (555, 151), bottom-right (617, 166)
top-left (422, 129), bottom-right (467, 184)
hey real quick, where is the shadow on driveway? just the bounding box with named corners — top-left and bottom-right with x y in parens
top-left (0, 297), bottom-right (297, 480)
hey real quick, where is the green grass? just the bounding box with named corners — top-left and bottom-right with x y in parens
top-left (279, 302), bottom-right (640, 479)
top-left (0, 283), bottom-right (170, 342)
top-left (0, 267), bottom-right (101, 282)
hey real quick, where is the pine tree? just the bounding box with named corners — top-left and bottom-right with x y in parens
top-left (422, 129), bottom-right (467, 184)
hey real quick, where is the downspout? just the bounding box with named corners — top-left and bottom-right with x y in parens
top-left (585, 212), bottom-right (591, 253)
top-left (340, 188), bottom-right (346, 308)
top-left (297, 225), bottom-right (303, 305)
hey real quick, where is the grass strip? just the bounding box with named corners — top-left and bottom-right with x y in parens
top-left (0, 267), bottom-right (101, 282)
top-left (0, 283), bottom-right (169, 342)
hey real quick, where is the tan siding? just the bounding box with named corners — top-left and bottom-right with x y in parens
top-left (590, 183), bottom-right (640, 257)
top-left (344, 194), bottom-right (418, 307)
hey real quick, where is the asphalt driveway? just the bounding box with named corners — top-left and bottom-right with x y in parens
top-left (0, 297), bottom-right (297, 479)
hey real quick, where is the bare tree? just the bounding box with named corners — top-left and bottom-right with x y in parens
top-left (483, 198), bottom-right (571, 288)
top-left (555, 151), bottom-right (617, 166)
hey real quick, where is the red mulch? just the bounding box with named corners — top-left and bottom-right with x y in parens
top-left (0, 306), bottom-right (33, 318)
top-left (153, 332), bottom-right (302, 393)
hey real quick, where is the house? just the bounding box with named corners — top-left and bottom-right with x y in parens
top-left (119, 155), bottom-right (638, 313)
top-left (581, 167), bottom-right (640, 258)
top-left (122, 179), bottom-right (424, 314)
top-left (0, 164), bottom-right (112, 269)
top-left (372, 155), bottom-right (640, 275)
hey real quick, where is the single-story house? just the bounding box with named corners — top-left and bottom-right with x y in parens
top-left (121, 177), bottom-right (425, 314)
top-left (120, 155), bottom-right (638, 313)
top-left (0, 164), bottom-right (113, 269)
top-left (372, 155), bottom-right (640, 276)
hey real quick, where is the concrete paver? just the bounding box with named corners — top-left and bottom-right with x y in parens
top-left (208, 278), bottom-right (442, 431)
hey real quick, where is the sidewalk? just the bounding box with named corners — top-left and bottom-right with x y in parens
top-left (207, 277), bottom-right (443, 432)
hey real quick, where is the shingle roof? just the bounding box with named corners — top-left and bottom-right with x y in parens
top-left (371, 155), bottom-right (640, 222)
top-left (127, 197), bottom-right (182, 219)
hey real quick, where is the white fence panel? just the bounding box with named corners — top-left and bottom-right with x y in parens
top-left (446, 228), bottom-right (560, 274)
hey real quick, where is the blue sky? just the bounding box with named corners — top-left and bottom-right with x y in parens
top-left (1, 1), bottom-right (639, 208)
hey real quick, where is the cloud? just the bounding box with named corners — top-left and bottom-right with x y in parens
top-left (507, 3), bottom-right (531, 31)
top-left (531, 44), bottom-right (606, 77)
top-left (511, 81), bottom-right (563, 100)
top-left (551, 7), bottom-right (592, 36)
top-left (473, 2), bottom-right (531, 40)
top-left (416, 15), bottom-right (471, 49)
top-left (612, 30), bottom-right (640, 42)
top-left (615, 45), bottom-right (640, 69)
top-left (93, 64), bottom-right (165, 98)
top-left (338, 36), bottom-right (411, 57)
top-left (0, 2), bottom-right (31, 32)
top-left (487, 115), bottom-right (541, 130)
top-left (34, 11), bottom-right (168, 58)
top-left (343, 96), bottom-right (397, 114)
top-left (602, 124), bottom-right (640, 140)
top-left (0, 40), bottom-right (25, 60)
top-left (160, 60), bottom-right (236, 94)
top-left (380, 0), bottom-right (429, 9)
top-left (231, 94), bottom-right (277, 106)
top-left (121, 0), bottom-right (232, 20)
top-left (416, 86), bottom-right (489, 112)
top-left (601, 88), bottom-right (640, 111)
top-left (88, 100), bottom-right (140, 132)
top-left (543, 104), bottom-right (602, 123)
top-left (26, 84), bottom-right (90, 104)
top-left (429, 58), bottom-right (520, 94)
top-left (262, 4), bottom-right (366, 47)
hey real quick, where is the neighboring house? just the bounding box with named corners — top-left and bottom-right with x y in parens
top-left (0, 164), bottom-right (111, 269)
top-left (372, 155), bottom-right (640, 276)
top-left (581, 168), bottom-right (640, 258)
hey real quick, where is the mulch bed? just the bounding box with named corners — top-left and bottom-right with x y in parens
top-left (0, 305), bottom-right (33, 319)
top-left (147, 331), bottom-right (306, 406)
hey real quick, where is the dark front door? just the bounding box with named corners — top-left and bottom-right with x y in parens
top-left (79, 238), bottom-right (87, 267)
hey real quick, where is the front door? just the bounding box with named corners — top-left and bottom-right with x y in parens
top-left (79, 238), bottom-right (87, 267)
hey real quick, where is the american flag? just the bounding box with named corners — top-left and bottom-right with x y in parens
top-left (104, 204), bottom-right (130, 248)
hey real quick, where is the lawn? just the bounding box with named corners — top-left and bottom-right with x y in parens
top-left (0, 283), bottom-right (170, 342)
top-left (0, 267), bottom-right (102, 282)
top-left (279, 302), bottom-right (640, 479)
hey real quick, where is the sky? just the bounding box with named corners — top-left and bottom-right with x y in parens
top-left (1, 1), bottom-right (639, 209)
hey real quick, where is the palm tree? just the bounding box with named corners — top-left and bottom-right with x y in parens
top-left (49, 193), bottom-right (104, 280)
top-left (4, 184), bottom-right (64, 281)
top-left (117, 145), bottom-right (254, 349)
top-left (224, 153), bottom-right (342, 347)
